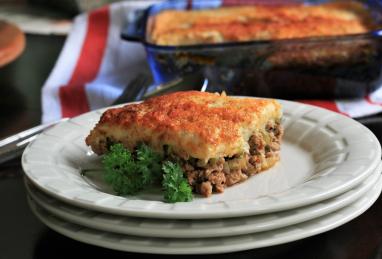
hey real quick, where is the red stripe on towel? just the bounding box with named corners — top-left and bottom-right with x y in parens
top-left (59, 6), bottom-right (110, 118)
top-left (365, 95), bottom-right (382, 106)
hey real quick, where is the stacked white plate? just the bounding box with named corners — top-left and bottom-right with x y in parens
top-left (22, 99), bottom-right (382, 254)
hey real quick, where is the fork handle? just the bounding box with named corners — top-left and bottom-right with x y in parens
top-left (0, 118), bottom-right (68, 164)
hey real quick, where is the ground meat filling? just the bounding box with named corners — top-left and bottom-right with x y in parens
top-left (181, 121), bottom-right (283, 197)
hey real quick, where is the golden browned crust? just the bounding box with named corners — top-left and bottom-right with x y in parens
top-left (148, 1), bottom-right (377, 46)
top-left (85, 91), bottom-right (282, 161)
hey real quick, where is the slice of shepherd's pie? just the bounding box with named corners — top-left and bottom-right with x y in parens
top-left (86, 91), bottom-right (283, 197)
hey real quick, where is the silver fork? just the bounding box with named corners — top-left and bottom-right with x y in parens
top-left (112, 72), bottom-right (153, 105)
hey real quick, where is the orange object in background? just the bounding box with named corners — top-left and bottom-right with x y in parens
top-left (0, 20), bottom-right (25, 67)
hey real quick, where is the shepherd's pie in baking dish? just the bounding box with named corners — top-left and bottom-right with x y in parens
top-left (148, 1), bottom-right (376, 46)
top-left (86, 91), bottom-right (283, 197)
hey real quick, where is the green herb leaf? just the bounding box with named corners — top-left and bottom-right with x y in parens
top-left (162, 161), bottom-right (193, 203)
top-left (136, 143), bottom-right (163, 182)
top-left (102, 143), bottom-right (162, 195)
top-left (102, 143), bottom-right (193, 203)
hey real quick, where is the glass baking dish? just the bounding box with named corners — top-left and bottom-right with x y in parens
top-left (122, 0), bottom-right (382, 99)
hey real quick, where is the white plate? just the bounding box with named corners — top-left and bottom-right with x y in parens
top-left (27, 175), bottom-right (382, 254)
top-left (22, 99), bottom-right (381, 219)
top-left (25, 163), bottom-right (381, 238)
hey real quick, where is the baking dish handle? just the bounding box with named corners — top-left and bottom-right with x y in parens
top-left (121, 8), bottom-right (148, 43)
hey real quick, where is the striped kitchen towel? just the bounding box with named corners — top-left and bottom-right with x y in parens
top-left (41, 0), bottom-right (382, 123)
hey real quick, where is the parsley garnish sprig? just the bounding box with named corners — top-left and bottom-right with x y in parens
top-left (102, 143), bottom-right (193, 202)
top-left (162, 161), bottom-right (193, 203)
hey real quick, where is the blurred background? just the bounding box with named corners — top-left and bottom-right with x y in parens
top-left (2, 0), bottom-right (382, 136)
top-left (0, 0), bottom-right (128, 137)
